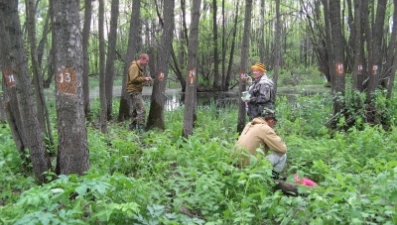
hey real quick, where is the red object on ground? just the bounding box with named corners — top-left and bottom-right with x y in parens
top-left (294, 173), bottom-right (317, 186)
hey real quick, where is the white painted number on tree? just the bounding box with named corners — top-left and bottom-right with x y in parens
top-left (59, 72), bottom-right (72, 83)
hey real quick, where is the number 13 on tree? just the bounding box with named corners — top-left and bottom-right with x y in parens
top-left (57, 67), bottom-right (77, 95)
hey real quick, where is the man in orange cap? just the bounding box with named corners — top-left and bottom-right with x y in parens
top-left (244, 62), bottom-right (275, 121)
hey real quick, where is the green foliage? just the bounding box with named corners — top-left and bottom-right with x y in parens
top-left (1, 95), bottom-right (397, 224)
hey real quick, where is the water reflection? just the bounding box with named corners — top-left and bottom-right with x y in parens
top-left (143, 89), bottom-right (316, 111)
top-left (165, 94), bottom-right (182, 111)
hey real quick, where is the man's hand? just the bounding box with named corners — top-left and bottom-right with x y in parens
top-left (145, 77), bottom-right (152, 81)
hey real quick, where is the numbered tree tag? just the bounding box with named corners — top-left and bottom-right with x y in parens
top-left (357, 64), bottom-right (363, 75)
top-left (57, 67), bottom-right (77, 94)
top-left (2, 69), bottom-right (16, 87)
top-left (372, 64), bottom-right (378, 75)
top-left (158, 71), bottom-right (165, 82)
top-left (240, 72), bottom-right (247, 82)
top-left (335, 63), bottom-right (344, 75)
top-left (188, 68), bottom-right (196, 85)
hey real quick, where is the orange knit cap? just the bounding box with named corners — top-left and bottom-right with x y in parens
top-left (251, 62), bottom-right (267, 73)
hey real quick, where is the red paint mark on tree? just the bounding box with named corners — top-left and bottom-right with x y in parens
top-left (188, 68), bottom-right (196, 85)
top-left (2, 69), bottom-right (16, 87)
top-left (335, 63), bottom-right (344, 75)
top-left (57, 67), bottom-right (77, 95)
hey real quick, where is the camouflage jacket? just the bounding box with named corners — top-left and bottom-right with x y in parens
top-left (247, 75), bottom-right (275, 120)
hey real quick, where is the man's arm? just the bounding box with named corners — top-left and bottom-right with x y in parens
top-left (128, 65), bottom-right (147, 84)
top-left (263, 128), bottom-right (287, 154)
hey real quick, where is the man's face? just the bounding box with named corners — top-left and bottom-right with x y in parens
top-left (267, 118), bottom-right (276, 128)
top-left (140, 57), bottom-right (149, 66)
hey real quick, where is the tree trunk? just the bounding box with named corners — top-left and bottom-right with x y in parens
top-left (237, 0), bottom-right (252, 133)
top-left (259, 0), bottom-right (265, 63)
top-left (212, 0), bottom-right (220, 90)
top-left (182, 0), bottom-right (201, 138)
top-left (386, 0), bottom-right (397, 99)
top-left (329, 0), bottom-right (345, 114)
top-left (366, 0), bottom-right (386, 99)
top-left (147, 0), bottom-right (175, 130)
top-left (25, 0), bottom-right (53, 146)
top-left (98, 0), bottom-right (107, 133)
top-left (0, 0), bottom-right (50, 183)
top-left (118, 0), bottom-right (141, 122)
top-left (352, 0), bottom-right (365, 91)
top-left (51, 0), bottom-right (90, 175)
top-left (25, 0), bottom-right (44, 130)
top-left (105, 0), bottom-right (119, 121)
top-left (82, 0), bottom-right (92, 119)
top-left (224, 2), bottom-right (240, 91)
top-left (273, 0), bottom-right (281, 95)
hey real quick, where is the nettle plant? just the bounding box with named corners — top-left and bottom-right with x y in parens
top-left (1, 94), bottom-right (397, 224)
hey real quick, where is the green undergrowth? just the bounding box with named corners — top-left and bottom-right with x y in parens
top-left (1, 93), bottom-right (397, 224)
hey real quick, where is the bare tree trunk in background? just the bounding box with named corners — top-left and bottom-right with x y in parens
top-left (329, 0), bottom-right (345, 114)
top-left (320, 0), bottom-right (335, 88)
top-left (273, 0), bottom-right (281, 95)
top-left (105, 0), bottom-right (119, 121)
top-left (170, 0), bottom-right (187, 92)
top-left (387, 0), bottom-right (397, 99)
top-left (237, 0), bottom-right (252, 133)
top-left (0, 0), bottom-right (50, 183)
top-left (352, 0), bottom-right (365, 91)
top-left (25, 0), bottom-right (45, 132)
top-left (212, 0), bottom-right (220, 90)
top-left (259, 0), bottom-right (265, 63)
top-left (224, 2), bottom-right (240, 91)
top-left (366, 0), bottom-right (386, 99)
top-left (182, 0), bottom-right (201, 138)
top-left (147, 0), bottom-right (175, 130)
top-left (304, 0), bottom-right (331, 85)
top-left (118, 0), bottom-right (141, 122)
top-left (362, 0), bottom-right (371, 91)
top-left (82, 0), bottom-right (92, 119)
top-left (98, 0), bottom-right (107, 133)
top-left (221, 0), bottom-right (226, 90)
top-left (37, 9), bottom-right (50, 68)
top-left (51, 0), bottom-right (90, 175)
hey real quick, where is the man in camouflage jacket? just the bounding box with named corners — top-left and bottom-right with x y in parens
top-left (247, 62), bottom-right (275, 121)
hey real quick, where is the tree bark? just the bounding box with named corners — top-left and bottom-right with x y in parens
top-left (212, 0), bottom-right (220, 90)
top-left (182, 0), bottom-right (201, 138)
top-left (224, 2), bottom-right (240, 91)
top-left (105, 0), bottom-right (119, 121)
top-left (147, 0), bottom-right (175, 130)
top-left (51, 0), bottom-right (90, 175)
top-left (98, 0), bottom-right (107, 133)
top-left (237, 0), bottom-right (252, 133)
top-left (0, 0), bottom-right (50, 183)
top-left (118, 0), bottom-right (141, 122)
top-left (273, 0), bottom-right (281, 95)
top-left (386, 0), bottom-right (397, 99)
top-left (25, 0), bottom-right (53, 146)
top-left (329, 0), bottom-right (345, 113)
top-left (352, 0), bottom-right (365, 91)
top-left (82, 0), bottom-right (92, 119)
top-left (366, 0), bottom-right (387, 98)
